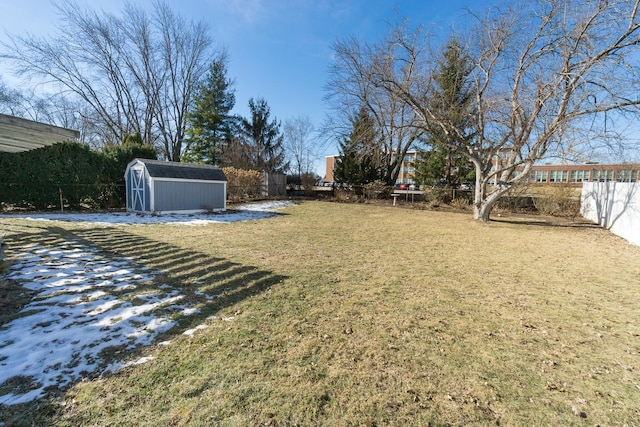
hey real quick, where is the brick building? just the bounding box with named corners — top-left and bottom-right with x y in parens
top-left (326, 151), bottom-right (639, 187)
top-left (525, 163), bottom-right (639, 185)
top-left (325, 151), bottom-right (420, 185)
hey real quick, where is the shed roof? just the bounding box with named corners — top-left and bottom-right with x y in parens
top-left (0, 113), bottom-right (80, 153)
top-left (133, 158), bottom-right (227, 181)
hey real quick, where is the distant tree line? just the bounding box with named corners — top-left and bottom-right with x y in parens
top-left (331, 36), bottom-right (475, 192)
top-left (0, 0), bottom-right (316, 183)
top-left (326, 0), bottom-right (640, 221)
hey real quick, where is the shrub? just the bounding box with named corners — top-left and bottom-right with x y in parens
top-left (333, 188), bottom-right (355, 202)
top-left (362, 180), bottom-right (391, 199)
top-left (533, 184), bottom-right (581, 218)
top-left (450, 197), bottom-right (470, 210)
top-left (423, 187), bottom-right (453, 204)
top-left (493, 184), bottom-right (535, 213)
top-left (0, 141), bottom-right (157, 210)
top-left (0, 142), bottom-right (106, 209)
top-left (419, 199), bottom-right (441, 210)
top-left (223, 167), bottom-right (262, 201)
top-left (300, 173), bottom-right (318, 196)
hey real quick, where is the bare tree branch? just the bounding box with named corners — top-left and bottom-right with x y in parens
top-left (363, 0), bottom-right (640, 221)
top-left (0, 0), bottom-right (216, 159)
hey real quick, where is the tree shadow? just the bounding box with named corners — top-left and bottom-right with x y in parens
top-left (581, 182), bottom-right (640, 234)
top-left (489, 216), bottom-right (601, 228)
top-left (0, 223), bottom-right (286, 418)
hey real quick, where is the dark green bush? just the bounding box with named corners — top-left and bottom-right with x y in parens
top-left (101, 143), bottom-right (158, 206)
top-left (0, 141), bottom-right (157, 210)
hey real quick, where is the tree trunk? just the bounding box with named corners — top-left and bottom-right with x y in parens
top-left (474, 184), bottom-right (512, 222)
top-left (473, 162), bottom-right (487, 221)
top-left (472, 162), bottom-right (510, 223)
top-left (474, 200), bottom-right (493, 222)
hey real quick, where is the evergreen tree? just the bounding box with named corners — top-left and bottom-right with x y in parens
top-left (414, 37), bottom-right (474, 188)
top-left (413, 145), bottom-right (447, 187)
top-left (183, 56), bottom-right (236, 165)
top-left (122, 131), bottom-right (144, 147)
top-left (103, 133), bottom-right (157, 204)
top-left (334, 107), bottom-right (384, 186)
top-left (240, 97), bottom-right (287, 173)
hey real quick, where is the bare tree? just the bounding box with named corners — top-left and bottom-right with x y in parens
top-left (365, 0), bottom-right (640, 221)
top-left (0, 77), bottom-right (87, 137)
top-left (0, 77), bottom-right (27, 116)
top-left (283, 115), bottom-right (316, 176)
top-left (151, 2), bottom-right (213, 161)
top-left (326, 35), bottom-right (424, 186)
top-left (1, 0), bottom-right (215, 160)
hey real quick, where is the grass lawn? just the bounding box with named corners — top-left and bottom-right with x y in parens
top-left (1, 201), bottom-right (640, 426)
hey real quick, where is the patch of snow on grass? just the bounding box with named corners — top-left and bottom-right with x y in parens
top-left (180, 307), bottom-right (201, 316)
top-left (0, 241), bottom-right (195, 406)
top-left (182, 324), bottom-right (208, 336)
top-left (1, 201), bottom-right (296, 226)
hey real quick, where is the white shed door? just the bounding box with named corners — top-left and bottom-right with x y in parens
top-left (130, 166), bottom-right (146, 212)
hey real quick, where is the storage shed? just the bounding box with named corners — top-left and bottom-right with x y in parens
top-left (125, 158), bottom-right (227, 214)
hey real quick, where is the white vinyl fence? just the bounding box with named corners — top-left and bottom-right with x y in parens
top-left (581, 182), bottom-right (640, 246)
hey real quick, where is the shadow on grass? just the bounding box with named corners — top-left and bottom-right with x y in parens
top-left (490, 216), bottom-right (600, 228)
top-left (0, 224), bottom-right (286, 425)
top-left (71, 227), bottom-right (287, 323)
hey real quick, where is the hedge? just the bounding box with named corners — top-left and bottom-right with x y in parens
top-left (0, 141), bottom-right (157, 210)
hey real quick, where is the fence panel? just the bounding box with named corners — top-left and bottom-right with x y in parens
top-left (581, 182), bottom-right (640, 246)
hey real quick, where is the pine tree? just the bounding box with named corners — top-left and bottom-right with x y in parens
top-left (183, 56), bottom-right (236, 165)
top-left (334, 107), bottom-right (384, 186)
top-left (122, 131), bottom-right (144, 147)
top-left (413, 146), bottom-right (447, 187)
top-left (240, 97), bottom-right (287, 173)
top-left (414, 37), bottom-right (474, 188)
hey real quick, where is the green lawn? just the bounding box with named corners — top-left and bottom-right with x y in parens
top-left (1, 201), bottom-right (640, 426)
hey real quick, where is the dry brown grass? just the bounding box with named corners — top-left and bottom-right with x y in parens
top-left (1, 201), bottom-right (640, 426)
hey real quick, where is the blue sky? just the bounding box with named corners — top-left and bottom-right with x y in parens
top-left (0, 0), bottom-right (495, 175)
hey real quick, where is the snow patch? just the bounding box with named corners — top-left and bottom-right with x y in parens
top-left (0, 241), bottom-right (196, 406)
top-left (182, 324), bottom-right (209, 336)
top-left (1, 201), bottom-right (296, 226)
top-left (0, 201), bottom-right (294, 405)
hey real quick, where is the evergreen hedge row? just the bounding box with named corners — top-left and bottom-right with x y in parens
top-left (0, 141), bottom-right (157, 210)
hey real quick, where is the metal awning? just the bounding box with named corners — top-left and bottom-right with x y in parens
top-left (0, 113), bottom-right (80, 153)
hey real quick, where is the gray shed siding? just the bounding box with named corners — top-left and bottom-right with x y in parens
top-left (154, 180), bottom-right (226, 212)
top-left (124, 158), bottom-right (227, 213)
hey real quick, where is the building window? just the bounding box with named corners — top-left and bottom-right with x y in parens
top-left (549, 170), bottom-right (568, 183)
top-left (531, 170), bottom-right (548, 183)
top-left (570, 170), bottom-right (590, 182)
top-left (616, 169), bottom-right (638, 182)
top-left (592, 169), bottom-right (613, 182)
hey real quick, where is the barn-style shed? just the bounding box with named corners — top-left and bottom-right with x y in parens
top-left (125, 158), bottom-right (227, 214)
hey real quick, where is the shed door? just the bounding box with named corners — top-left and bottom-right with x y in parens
top-left (130, 166), bottom-right (146, 212)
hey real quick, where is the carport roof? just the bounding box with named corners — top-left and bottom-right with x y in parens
top-left (0, 113), bottom-right (80, 153)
